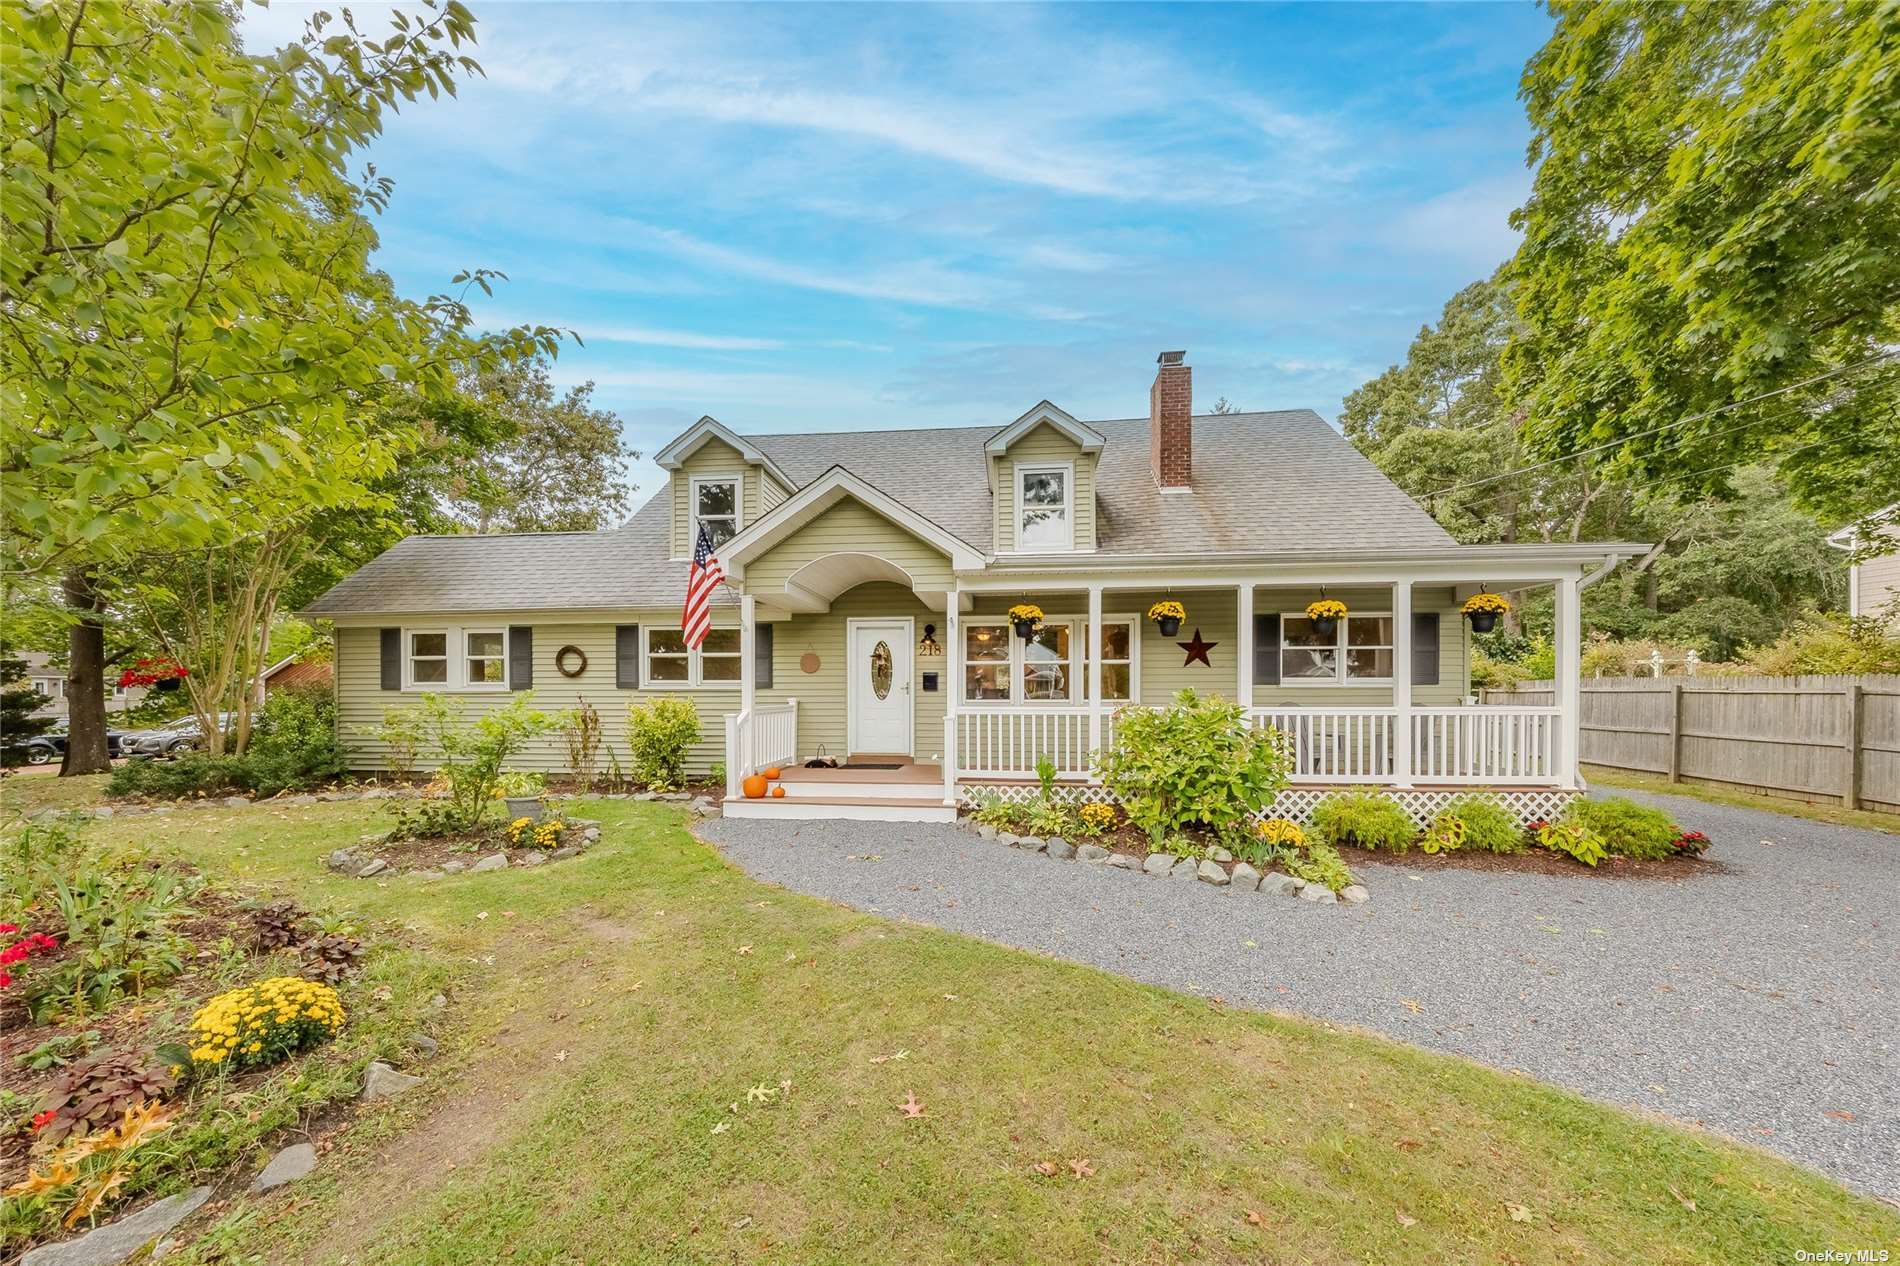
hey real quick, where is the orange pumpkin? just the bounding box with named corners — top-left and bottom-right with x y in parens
top-left (764, 766), bottom-right (782, 780)
top-left (772, 786), bottom-right (786, 798)
top-left (742, 773), bottom-right (768, 799)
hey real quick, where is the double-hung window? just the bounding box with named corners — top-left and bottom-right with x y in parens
top-left (408, 632), bottom-right (450, 685)
top-left (963, 622), bottom-right (1011, 701)
top-left (405, 627), bottom-right (512, 690)
top-left (644, 626), bottom-right (740, 687)
top-left (464, 630), bottom-right (507, 687)
top-left (1015, 464), bottom-right (1072, 551)
top-left (962, 615), bottom-right (1138, 704)
top-left (1280, 613), bottom-right (1393, 683)
top-left (1086, 621), bottom-right (1134, 701)
top-left (1021, 622), bottom-right (1074, 700)
top-left (692, 477), bottom-right (740, 549)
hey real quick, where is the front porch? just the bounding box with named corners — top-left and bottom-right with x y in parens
top-left (720, 566), bottom-right (1600, 824)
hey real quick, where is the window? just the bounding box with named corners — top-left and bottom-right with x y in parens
top-left (408, 632), bottom-right (449, 684)
top-left (692, 476), bottom-right (740, 549)
top-left (31, 677), bottom-right (63, 699)
top-left (1021, 622), bottom-right (1073, 700)
top-left (644, 625), bottom-right (740, 687)
top-left (1016, 464), bottom-right (1071, 550)
top-left (1280, 612), bottom-right (1394, 683)
top-left (464, 630), bottom-right (507, 687)
top-left (962, 614), bottom-right (1138, 704)
top-left (963, 622), bottom-right (1010, 701)
top-left (1086, 621), bottom-right (1134, 701)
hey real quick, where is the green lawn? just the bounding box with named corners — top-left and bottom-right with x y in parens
top-left (1585, 764), bottom-right (1899, 834)
top-left (29, 783), bottom-right (1898, 1264)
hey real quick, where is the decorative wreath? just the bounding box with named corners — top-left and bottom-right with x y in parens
top-left (555, 645), bottom-right (588, 678)
top-left (1461, 592), bottom-right (1511, 616)
top-left (1146, 600), bottom-right (1187, 622)
top-left (1305, 598), bottom-right (1348, 622)
top-left (1007, 603), bottom-right (1044, 625)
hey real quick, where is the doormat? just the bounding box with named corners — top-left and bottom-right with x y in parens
top-left (844, 762), bottom-right (904, 770)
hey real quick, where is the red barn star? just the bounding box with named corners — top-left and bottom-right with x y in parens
top-left (1177, 628), bottom-right (1218, 667)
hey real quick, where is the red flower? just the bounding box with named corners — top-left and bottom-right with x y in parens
top-left (0, 970), bottom-right (11, 989)
top-left (0, 923), bottom-right (16, 935)
top-left (31, 1110), bottom-right (55, 1131)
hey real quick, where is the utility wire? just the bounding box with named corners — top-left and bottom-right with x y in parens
top-left (1420, 352), bottom-right (1897, 502)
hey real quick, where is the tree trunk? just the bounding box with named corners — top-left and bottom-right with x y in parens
top-left (59, 567), bottom-right (112, 775)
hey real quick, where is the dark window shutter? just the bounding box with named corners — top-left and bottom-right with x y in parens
top-left (1252, 613), bottom-right (1280, 685)
top-left (508, 626), bottom-right (533, 689)
top-left (1412, 613), bottom-right (1440, 686)
top-left (615, 625), bottom-right (641, 688)
top-left (379, 628), bottom-right (401, 691)
top-left (756, 622), bottom-right (774, 689)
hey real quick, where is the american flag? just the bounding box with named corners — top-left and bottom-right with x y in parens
top-left (681, 523), bottom-right (725, 649)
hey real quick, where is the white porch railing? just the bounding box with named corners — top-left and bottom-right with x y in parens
top-left (1411, 706), bottom-right (1559, 784)
top-left (1249, 708), bottom-right (1398, 782)
top-left (723, 699), bottom-right (798, 798)
top-left (954, 708), bottom-right (1094, 778)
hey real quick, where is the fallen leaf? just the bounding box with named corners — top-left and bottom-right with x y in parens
top-left (746, 1083), bottom-right (778, 1104)
top-left (1032, 1161), bottom-right (1059, 1177)
top-left (475, 911), bottom-right (489, 920)
top-left (710, 1121), bottom-right (729, 1135)
top-left (1244, 1210), bottom-right (1266, 1227)
top-left (1067, 1158), bottom-right (1095, 1178)
top-left (1505, 1202), bottom-right (1533, 1223)
top-left (898, 1092), bottom-right (925, 1118)
top-left (784, 951), bottom-right (797, 962)
top-left (942, 994), bottom-right (958, 1001)
top-left (1666, 1185), bottom-right (1697, 1211)
top-left (1395, 1137), bottom-right (1422, 1151)
top-left (737, 945), bottom-right (754, 956)
top-left (553, 1050), bottom-right (568, 1063)
top-left (1401, 999), bottom-right (1423, 1014)
top-left (1824, 1109), bottom-right (1856, 1121)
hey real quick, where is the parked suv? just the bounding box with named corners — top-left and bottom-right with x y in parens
top-left (128, 714), bottom-right (234, 758)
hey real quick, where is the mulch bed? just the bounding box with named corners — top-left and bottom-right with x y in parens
top-left (1338, 844), bottom-right (1731, 881)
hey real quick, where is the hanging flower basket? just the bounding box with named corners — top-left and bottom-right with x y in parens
top-left (1462, 591), bottom-right (1511, 633)
top-left (118, 657), bottom-right (189, 691)
top-left (1146, 600), bottom-right (1186, 638)
top-left (1007, 603), bottom-right (1044, 640)
top-left (1305, 598), bottom-right (1347, 638)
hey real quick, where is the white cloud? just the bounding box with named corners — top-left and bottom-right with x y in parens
top-left (476, 314), bottom-right (784, 352)
top-left (1380, 175), bottom-right (1528, 271)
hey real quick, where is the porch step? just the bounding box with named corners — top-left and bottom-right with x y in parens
top-left (721, 794), bottom-right (958, 823)
top-left (773, 763), bottom-right (943, 801)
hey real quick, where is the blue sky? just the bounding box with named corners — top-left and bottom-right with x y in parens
top-left (244, 2), bottom-right (1550, 500)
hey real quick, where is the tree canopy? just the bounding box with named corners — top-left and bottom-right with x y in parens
top-left (1504, 0), bottom-right (1900, 523)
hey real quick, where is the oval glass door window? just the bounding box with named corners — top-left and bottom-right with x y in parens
top-left (870, 641), bottom-right (893, 700)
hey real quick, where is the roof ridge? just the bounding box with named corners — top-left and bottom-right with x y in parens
top-left (742, 409), bottom-right (1320, 443)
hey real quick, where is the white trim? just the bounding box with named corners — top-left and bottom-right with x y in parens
top-left (689, 472), bottom-right (743, 552)
top-left (640, 624), bottom-right (741, 690)
top-left (984, 401), bottom-right (1106, 457)
top-left (723, 797), bottom-right (957, 823)
top-left (1012, 460), bottom-right (1075, 553)
top-left (399, 625), bottom-right (511, 693)
top-left (720, 466), bottom-right (987, 574)
top-left (653, 415), bottom-right (795, 488)
top-left (461, 627), bottom-right (510, 691)
top-left (958, 612), bottom-right (1139, 707)
top-left (845, 616), bottom-right (914, 757)
top-left (1277, 610), bottom-right (1396, 685)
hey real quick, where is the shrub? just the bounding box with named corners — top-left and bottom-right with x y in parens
top-left (1095, 689), bottom-right (1290, 845)
top-left (1419, 813), bottom-right (1465, 855)
top-left (496, 771), bottom-right (545, 798)
top-left (1560, 797), bottom-right (1679, 860)
top-left (1310, 792), bottom-right (1416, 852)
top-left (381, 693), bottom-right (556, 833)
top-left (507, 815), bottom-right (570, 850)
top-left (365, 702), bottom-right (426, 778)
top-left (1074, 802), bottom-right (1118, 836)
top-left (1443, 795), bottom-right (1526, 854)
top-left (105, 686), bottom-right (344, 799)
top-left (970, 795), bottom-right (1028, 832)
top-left (185, 977), bottom-right (344, 1073)
top-left (562, 699), bottom-right (604, 785)
top-left (627, 697), bottom-right (700, 791)
top-left (30, 1049), bottom-right (177, 1146)
top-left (1284, 839), bottom-right (1355, 893)
top-left (1532, 819), bottom-right (1607, 867)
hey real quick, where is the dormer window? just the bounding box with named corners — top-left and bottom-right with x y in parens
top-left (1016, 463), bottom-right (1072, 551)
top-left (693, 476), bottom-right (739, 549)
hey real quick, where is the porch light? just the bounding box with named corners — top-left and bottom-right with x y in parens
top-left (919, 624), bottom-right (942, 656)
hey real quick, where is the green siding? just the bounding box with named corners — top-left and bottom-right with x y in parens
top-left (761, 471), bottom-right (791, 512)
top-left (670, 438), bottom-right (773, 557)
top-left (990, 422), bottom-right (1097, 552)
top-left (744, 499), bottom-right (955, 593)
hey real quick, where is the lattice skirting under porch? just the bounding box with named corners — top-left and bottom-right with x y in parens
top-left (959, 782), bottom-right (1578, 827)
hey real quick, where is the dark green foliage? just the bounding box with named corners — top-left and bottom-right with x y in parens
top-left (1560, 797), bottom-right (1680, 861)
top-left (0, 652), bottom-right (56, 761)
top-left (1283, 839), bottom-right (1355, 894)
top-left (1096, 689), bottom-right (1291, 844)
top-left (106, 685), bottom-right (343, 800)
top-left (1443, 795), bottom-right (1527, 854)
top-left (33, 1049), bottom-right (177, 1145)
top-left (1310, 792), bottom-right (1417, 853)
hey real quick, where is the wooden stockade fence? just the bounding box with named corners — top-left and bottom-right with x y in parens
top-left (1480, 675), bottom-right (1900, 817)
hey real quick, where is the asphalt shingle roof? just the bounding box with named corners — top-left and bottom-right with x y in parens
top-left (303, 409), bottom-right (1456, 616)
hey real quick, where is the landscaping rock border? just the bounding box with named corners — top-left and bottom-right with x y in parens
top-left (953, 816), bottom-right (1365, 907)
top-left (322, 818), bottom-right (607, 880)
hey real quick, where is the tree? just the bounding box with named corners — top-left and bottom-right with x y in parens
top-left (1209, 397), bottom-right (1241, 415)
top-left (442, 361), bottom-right (638, 533)
top-left (0, 653), bottom-right (57, 763)
top-left (1504, 1), bottom-right (1900, 524)
top-left (1, 1), bottom-right (559, 772)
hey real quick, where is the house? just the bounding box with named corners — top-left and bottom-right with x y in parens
top-left (304, 351), bottom-right (1646, 823)
top-left (1827, 502), bottom-right (1900, 627)
top-left (254, 650), bottom-right (335, 705)
top-left (14, 651), bottom-right (146, 718)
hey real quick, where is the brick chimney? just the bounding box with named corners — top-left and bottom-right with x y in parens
top-left (1150, 350), bottom-right (1191, 488)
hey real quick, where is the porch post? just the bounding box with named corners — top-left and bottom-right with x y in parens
top-left (1391, 579), bottom-right (1413, 787)
top-left (1086, 583), bottom-right (1104, 772)
top-left (1555, 573), bottom-right (1582, 787)
top-left (944, 586), bottom-right (960, 802)
top-left (1235, 582), bottom-right (1254, 709)
top-left (737, 592), bottom-right (757, 787)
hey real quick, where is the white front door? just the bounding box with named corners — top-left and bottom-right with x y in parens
top-left (847, 619), bottom-right (912, 756)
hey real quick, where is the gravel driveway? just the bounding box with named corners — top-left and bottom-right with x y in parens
top-left (701, 790), bottom-right (1898, 1198)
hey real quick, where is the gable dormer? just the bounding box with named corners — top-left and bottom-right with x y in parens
top-left (985, 402), bottom-right (1104, 554)
top-left (654, 416), bottom-right (795, 558)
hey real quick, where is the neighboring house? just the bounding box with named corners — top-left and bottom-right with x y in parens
top-left (16, 651), bottom-right (145, 718)
top-left (254, 651), bottom-right (335, 705)
top-left (305, 351), bottom-right (1646, 823)
top-left (1827, 502), bottom-right (1900, 627)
